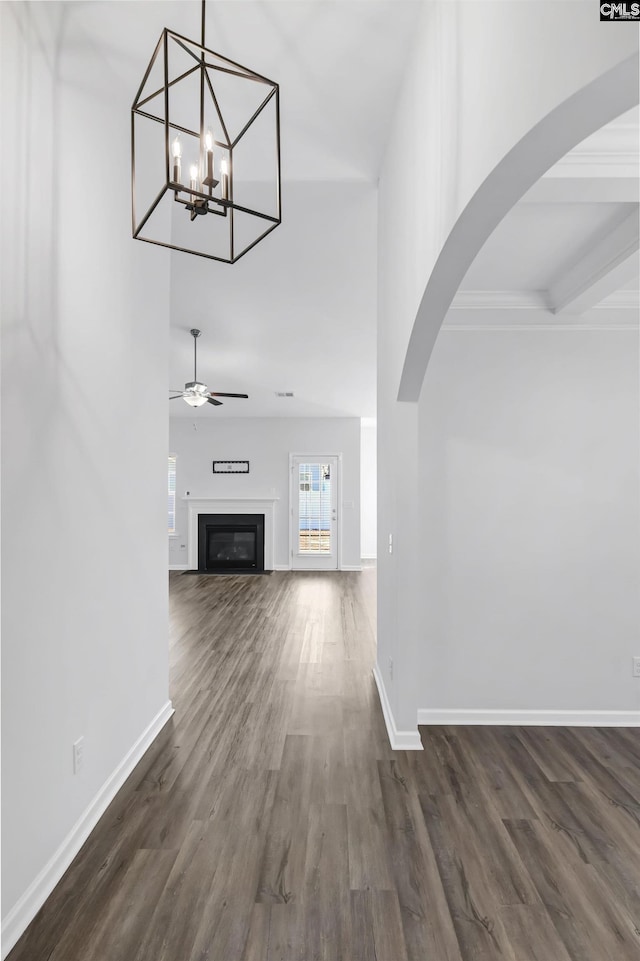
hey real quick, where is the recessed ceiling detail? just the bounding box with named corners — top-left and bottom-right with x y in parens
top-left (456, 109), bottom-right (639, 321)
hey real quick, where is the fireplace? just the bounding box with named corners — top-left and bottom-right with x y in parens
top-left (197, 513), bottom-right (265, 574)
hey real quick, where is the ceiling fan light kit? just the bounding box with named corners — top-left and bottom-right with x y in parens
top-left (132, 0), bottom-right (281, 264)
top-left (170, 329), bottom-right (249, 408)
top-left (182, 384), bottom-right (209, 407)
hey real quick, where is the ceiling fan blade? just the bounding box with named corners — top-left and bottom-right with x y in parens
top-left (208, 392), bottom-right (249, 399)
top-left (169, 394), bottom-right (185, 400)
top-left (207, 397), bottom-right (223, 406)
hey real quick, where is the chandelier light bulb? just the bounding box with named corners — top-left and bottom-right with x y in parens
top-left (171, 137), bottom-right (182, 184)
top-left (220, 158), bottom-right (229, 201)
top-left (205, 130), bottom-right (213, 152)
top-left (188, 163), bottom-right (199, 206)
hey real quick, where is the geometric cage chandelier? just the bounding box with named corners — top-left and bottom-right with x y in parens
top-left (131, 0), bottom-right (281, 264)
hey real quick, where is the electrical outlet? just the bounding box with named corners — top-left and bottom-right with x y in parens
top-left (388, 656), bottom-right (394, 681)
top-left (388, 533), bottom-right (393, 555)
top-left (633, 657), bottom-right (640, 678)
top-left (73, 737), bottom-right (84, 774)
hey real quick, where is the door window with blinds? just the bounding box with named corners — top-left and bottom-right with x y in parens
top-left (291, 455), bottom-right (339, 571)
top-left (297, 461), bottom-right (332, 554)
top-left (168, 455), bottom-right (177, 533)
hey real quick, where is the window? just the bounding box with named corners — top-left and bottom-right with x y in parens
top-left (168, 454), bottom-right (177, 534)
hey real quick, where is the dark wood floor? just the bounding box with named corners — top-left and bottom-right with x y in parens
top-left (9, 569), bottom-right (640, 960)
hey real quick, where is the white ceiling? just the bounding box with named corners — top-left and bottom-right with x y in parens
top-left (92, 0), bottom-right (422, 182)
top-left (168, 181), bottom-right (378, 418)
top-left (460, 203), bottom-right (635, 292)
top-left (65, 2), bottom-right (638, 418)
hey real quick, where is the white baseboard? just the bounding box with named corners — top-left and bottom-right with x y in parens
top-left (1, 700), bottom-right (174, 959)
top-left (417, 708), bottom-right (640, 727)
top-left (274, 565), bottom-right (363, 572)
top-left (372, 665), bottom-right (423, 750)
top-left (361, 554), bottom-right (377, 560)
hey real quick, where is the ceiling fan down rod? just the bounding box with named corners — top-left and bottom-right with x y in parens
top-left (191, 328), bottom-right (201, 382)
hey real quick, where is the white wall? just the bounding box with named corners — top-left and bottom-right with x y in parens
top-left (419, 323), bottom-right (640, 717)
top-left (360, 420), bottom-right (377, 558)
top-left (1, 3), bottom-right (171, 947)
top-left (169, 417), bottom-right (361, 569)
top-left (376, 1), bottom-right (638, 739)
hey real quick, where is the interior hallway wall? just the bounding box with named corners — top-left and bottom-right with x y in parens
top-left (1, 3), bottom-right (171, 948)
top-left (418, 322), bottom-right (640, 717)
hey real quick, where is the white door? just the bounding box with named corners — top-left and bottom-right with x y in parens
top-left (291, 455), bottom-right (339, 570)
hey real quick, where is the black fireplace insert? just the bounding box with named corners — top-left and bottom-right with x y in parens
top-left (197, 513), bottom-right (265, 574)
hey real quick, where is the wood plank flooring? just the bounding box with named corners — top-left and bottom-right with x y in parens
top-left (8, 569), bottom-right (640, 960)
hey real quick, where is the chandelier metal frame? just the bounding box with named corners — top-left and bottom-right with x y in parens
top-left (131, 1), bottom-right (281, 264)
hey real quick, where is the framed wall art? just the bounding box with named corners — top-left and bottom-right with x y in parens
top-left (213, 461), bottom-right (250, 474)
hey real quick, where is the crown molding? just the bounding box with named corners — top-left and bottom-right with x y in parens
top-left (445, 290), bottom-right (638, 329)
top-left (595, 289), bottom-right (640, 309)
top-left (541, 125), bottom-right (639, 181)
top-left (443, 320), bottom-right (637, 330)
top-left (555, 150), bottom-right (639, 167)
top-left (451, 289), bottom-right (639, 312)
top-left (559, 123), bottom-right (639, 163)
top-left (450, 290), bottom-right (548, 310)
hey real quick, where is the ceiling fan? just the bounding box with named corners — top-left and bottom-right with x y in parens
top-left (170, 329), bottom-right (249, 408)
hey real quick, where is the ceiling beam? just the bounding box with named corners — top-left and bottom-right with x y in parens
top-left (548, 207), bottom-right (639, 314)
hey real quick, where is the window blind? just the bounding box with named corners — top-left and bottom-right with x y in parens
top-left (298, 462), bottom-right (331, 553)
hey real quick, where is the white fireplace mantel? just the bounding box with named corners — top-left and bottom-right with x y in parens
top-left (184, 497), bottom-right (279, 571)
